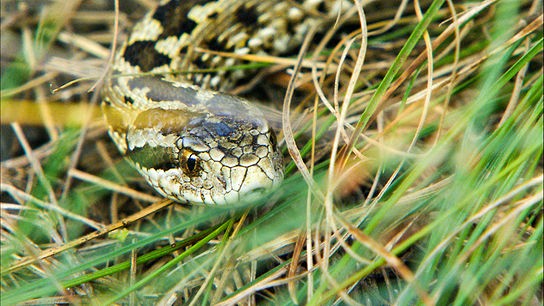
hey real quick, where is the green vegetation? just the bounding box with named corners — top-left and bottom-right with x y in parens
top-left (1, 0), bottom-right (542, 304)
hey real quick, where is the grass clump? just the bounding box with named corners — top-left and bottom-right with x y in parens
top-left (1, 0), bottom-right (542, 304)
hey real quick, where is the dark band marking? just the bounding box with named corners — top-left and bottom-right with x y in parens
top-left (317, 1), bottom-right (327, 13)
top-left (192, 56), bottom-right (209, 69)
top-left (154, 0), bottom-right (196, 39)
top-left (207, 38), bottom-right (229, 52)
top-left (124, 96), bottom-right (135, 105)
top-left (208, 11), bottom-right (219, 19)
top-left (235, 5), bottom-right (259, 27)
top-left (123, 41), bottom-right (171, 72)
top-left (127, 76), bottom-right (201, 106)
top-left (154, 0), bottom-right (215, 39)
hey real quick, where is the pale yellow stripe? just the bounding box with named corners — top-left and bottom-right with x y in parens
top-left (0, 100), bottom-right (104, 127)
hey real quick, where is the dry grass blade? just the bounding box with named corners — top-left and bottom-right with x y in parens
top-left (282, 23), bottom-right (323, 199)
top-left (1, 0), bottom-right (541, 305)
top-left (68, 168), bottom-right (160, 203)
top-left (335, 214), bottom-right (433, 305)
top-left (5, 199), bottom-right (173, 274)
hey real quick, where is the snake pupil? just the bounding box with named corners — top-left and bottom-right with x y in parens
top-left (186, 154), bottom-right (198, 172)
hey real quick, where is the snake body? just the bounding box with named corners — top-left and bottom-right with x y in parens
top-left (102, 0), bottom-right (351, 204)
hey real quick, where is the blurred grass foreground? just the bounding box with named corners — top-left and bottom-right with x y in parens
top-left (1, 0), bottom-right (542, 305)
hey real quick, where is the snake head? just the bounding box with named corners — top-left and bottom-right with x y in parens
top-left (119, 92), bottom-right (284, 205)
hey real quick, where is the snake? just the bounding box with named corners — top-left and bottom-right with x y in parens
top-left (102, 0), bottom-right (353, 204)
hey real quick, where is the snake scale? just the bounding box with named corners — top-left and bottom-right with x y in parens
top-left (102, 0), bottom-right (353, 204)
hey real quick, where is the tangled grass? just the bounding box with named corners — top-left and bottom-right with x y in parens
top-left (1, 0), bottom-right (542, 304)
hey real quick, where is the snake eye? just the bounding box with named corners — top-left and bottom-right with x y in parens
top-left (181, 151), bottom-right (199, 173)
